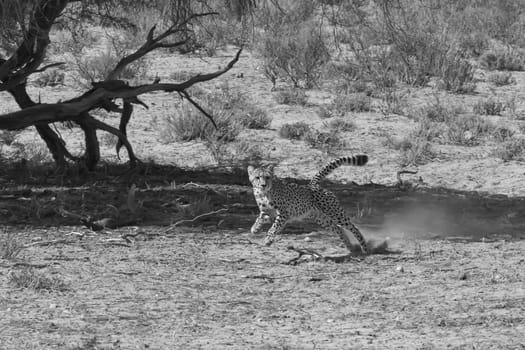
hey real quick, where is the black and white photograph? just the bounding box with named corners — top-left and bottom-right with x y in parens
top-left (0, 1), bottom-right (524, 349)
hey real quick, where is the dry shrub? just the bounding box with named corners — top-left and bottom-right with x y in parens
top-left (274, 88), bottom-right (308, 106)
top-left (446, 114), bottom-right (496, 146)
top-left (303, 129), bottom-right (344, 152)
top-left (9, 268), bottom-right (69, 292)
top-left (279, 122), bottom-right (311, 140)
top-left (493, 138), bottom-right (525, 161)
top-left (0, 229), bottom-right (23, 260)
top-left (323, 118), bottom-right (356, 132)
top-left (33, 69), bottom-right (65, 87)
top-left (487, 72), bottom-right (515, 86)
top-left (329, 93), bottom-right (372, 116)
top-left (261, 21), bottom-right (330, 88)
top-left (473, 98), bottom-right (505, 116)
top-left (385, 134), bottom-right (436, 166)
top-left (161, 106), bottom-right (241, 143)
top-left (480, 49), bottom-right (525, 71)
top-left (160, 85), bottom-right (271, 143)
top-left (437, 52), bottom-right (476, 93)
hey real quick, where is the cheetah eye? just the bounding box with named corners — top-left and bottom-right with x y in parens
top-left (255, 176), bottom-right (260, 180)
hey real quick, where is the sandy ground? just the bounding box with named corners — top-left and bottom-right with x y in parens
top-left (0, 226), bottom-right (524, 350)
top-left (1, 40), bottom-right (525, 350)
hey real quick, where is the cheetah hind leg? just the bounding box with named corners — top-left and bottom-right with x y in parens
top-left (316, 215), bottom-right (368, 254)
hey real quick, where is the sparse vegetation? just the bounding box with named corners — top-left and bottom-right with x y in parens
top-left (323, 118), bottom-right (356, 132)
top-left (473, 98), bottom-right (505, 116)
top-left (33, 69), bottom-right (65, 87)
top-left (494, 137), bottom-right (525, 161)
top-left (446, 114), bottom-right (496, 146)
top-left (278, 122), bottom-right (311, 140)
top-left (274, 88), bottom-right (308, 106)
top-left (329, 93), bottom-right (372, 116)
top-left (480, 49), bottom-right (525, 71)
top-left (261, 20), bottom-right (330, 88)
top-left (303, 129), bottom-right (344, 152)
top-left (0, 229), bottom-right (23, 260)
top-left (385, 134), bottom-right (436, 166)
top-left (9, 268), bottom-right (69, 292)
top-left (437, 52), bottom-right (476, 94)
top-left (487, 72), bottom-right (515, 86)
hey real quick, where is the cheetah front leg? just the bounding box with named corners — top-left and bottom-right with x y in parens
top-left (250, 212), bottom-right (272, 234)
top-left (264, 212), bottom-right (288, 246)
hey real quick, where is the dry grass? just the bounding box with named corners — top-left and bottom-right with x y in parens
top-left (1, 225), bottom-right (523, 349)
top-left (274, 88), bottom-right (308, 106)
top-left (279, 122), bottom-right (311, 140)
top-left (8, 267), bottom-right (69, 292)
top-left (0, 229), bottom-right (23, 260)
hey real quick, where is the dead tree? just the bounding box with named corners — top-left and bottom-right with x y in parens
top-left (0, 0), bottom-right (252, 171)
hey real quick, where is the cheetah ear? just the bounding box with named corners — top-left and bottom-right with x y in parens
top-left (266, 164), bottom-right (275, 174)
top-left (247, 165), bottom-right (255, 176)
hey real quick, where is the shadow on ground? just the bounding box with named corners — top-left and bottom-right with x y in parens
top-left (1, 163), bottom-right (524, 241)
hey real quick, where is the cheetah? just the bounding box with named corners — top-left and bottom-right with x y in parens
top-left (248, 155), bottom-right (369, 254)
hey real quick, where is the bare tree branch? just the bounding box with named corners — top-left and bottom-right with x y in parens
top-left (107, 11), bottom-right (219, 80)
top-left (0, 49), bottom-right (243, 130)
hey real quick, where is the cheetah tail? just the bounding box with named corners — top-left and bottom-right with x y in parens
top-left (309, 155), bottom-right (368, 187)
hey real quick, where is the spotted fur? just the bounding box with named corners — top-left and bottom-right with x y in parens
top-left (247, 155), bottom-right (369, 254)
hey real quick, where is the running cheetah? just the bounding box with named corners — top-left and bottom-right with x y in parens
top-left (248, 155), bottom-right (369, 254)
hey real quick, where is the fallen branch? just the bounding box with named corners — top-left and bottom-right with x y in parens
top-left (396, 169), bottom-right (419, 188)
top-left (25, 239), bottom-right (76, 247)
top-left (285, 246), bottom-right (363, 265)
top-left (166, 208), bottom-right (228, 232)
top-left (0, 262), bottom-right (49, 269)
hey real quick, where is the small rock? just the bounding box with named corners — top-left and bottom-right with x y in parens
top-left (458, 272), bottom-right (467, 280)
top-left (396, 265), bottom-right (404, 273)
top-left (303, 237), bottom-right (312, 242)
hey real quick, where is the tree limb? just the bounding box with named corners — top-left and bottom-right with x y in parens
top-left (0, 49), bottom-right (243, 130)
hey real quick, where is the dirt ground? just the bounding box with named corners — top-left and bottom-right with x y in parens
top-left (0, 169), bottom-right (524, 349)
top-left (1, 39), bottom-right (525, 349)
top-left (1, 225), bottom-right (524, 350)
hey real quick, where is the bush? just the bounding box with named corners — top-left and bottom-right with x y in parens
top-left (0, 230), bottom-right (23, 260)
top-left (323, 118), bottom-right (356, 132)
top-left (417, 98), bottom-right (462, 123)
top-left (385, 134), bottom-right (435, 166)
top-left (33, 69), bottom-right (65, 87)
top-left (446, 114), bottom-right (495, 146)
top-left (237, 107), bottom-right (272, 129)
top-left (261, 22), bottom-right (330, 88)
top-left (0, 130), bottom-right (20, 145)
top-left (279, 122), bottom-right (311, 140)
top-left (329, 93), bottom-right (372, 116)
top-left (437, 52), bottom-right (476, 93)
top-left (75, 46), bottom-right (146, 87)
top-left (304, 129), bottom-right (344, 151)
top-left (487, 72), bottom-right (515, 86)
top-left (480, 49), bottom-right (525, 71)
top-left (161, 106), bottom-right (241, 143)
top-left (8, 268), bottom-right (69, 292)
top-left (473, 98), bottom-right (505, 116)
top-left (274, 88), bottom-right (308, 106)
top-left (494, 138), bottom-right (525, 161)
top-left (160, 84), bottom-right (271, 143)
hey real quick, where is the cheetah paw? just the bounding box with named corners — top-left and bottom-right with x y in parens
top-left (263, 236), bottom-right (274, 246)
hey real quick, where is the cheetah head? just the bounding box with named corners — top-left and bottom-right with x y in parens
top-left (247, 165), bottom-right (275, 192)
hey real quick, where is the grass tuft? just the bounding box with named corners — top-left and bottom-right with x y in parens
top-left (9, 268), bottom-right (69, 292)
top-left (0, 229), bottom-right (23, 260)
top-left (279, 122), bottom-right (311, 140)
